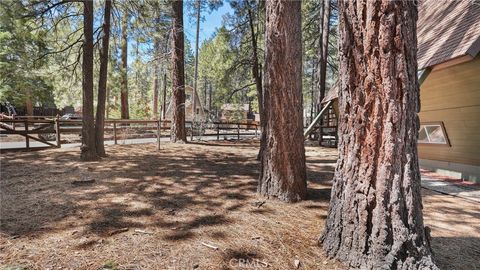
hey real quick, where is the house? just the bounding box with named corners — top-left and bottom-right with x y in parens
top-left (220, 103), bottom-right (252, 122)
top-left (164, 85), bottom-right (207, 122)
top-left (320, 0), bottom-right (480, 182)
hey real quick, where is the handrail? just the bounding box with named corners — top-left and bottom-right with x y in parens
top-left (304, 100), bottom-right (333, 138)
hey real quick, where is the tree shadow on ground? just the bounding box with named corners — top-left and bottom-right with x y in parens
top-left (1, 142), bottom-right (334, 240)
top-left (1, 142), bottom-right (477, 270)
top-left (431, 237), bottom-right (480, 270)
top-left (0, 143), bottom-right (259, 238)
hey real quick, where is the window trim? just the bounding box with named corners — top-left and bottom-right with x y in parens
top-left (418, 121), bottom-right (450, 147)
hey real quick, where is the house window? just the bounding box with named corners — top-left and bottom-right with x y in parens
top-left (418, 122), bottom-right (449, 145)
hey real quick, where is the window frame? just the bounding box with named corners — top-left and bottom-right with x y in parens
top-left (418, 121), bottom-right (450, 147)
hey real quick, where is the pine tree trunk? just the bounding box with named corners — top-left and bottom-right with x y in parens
top-left (25, 89), bottom-right (33, 116)
top-left (170, 0), bottom-right (186, 142)
top-left (162, 72), bottom-right (167, 120)
top-left (120, 8), bottom-right (129, 119)
top-left (316, 0), bottom-right (330, 111)
top-left (310, 59), bottom-right (316, 125)
top-left (208, 82), bottom-right (212, 111)
top-left (321, 1), bottom-right (438, 269)
top-left (192, 0), bottom-right (201, 125)
top-left (203, 79), bottom-right (207, 107)
top-left (258, 0), bottom-right (306, 202)
top-left (152, 37), bottom-right (160, 117)
top-left (95, 0), bottom-right (111, 157)
top-left (81, 0), bottom-right (98, 161)
top-left (162, 35), bottom-right (169, 120)
top-left (246, 5), bottom-right (265, 161)
top-left (106, 86), bottom-right (110, 119)
top-left (314, 0), bottom-right (325, 113)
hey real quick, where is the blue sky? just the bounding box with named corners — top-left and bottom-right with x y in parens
top-left (183, 3), bottom-right (233, 44)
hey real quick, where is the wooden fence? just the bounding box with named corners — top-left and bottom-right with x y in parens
top-left (0, 116), bottom-right (260, 151)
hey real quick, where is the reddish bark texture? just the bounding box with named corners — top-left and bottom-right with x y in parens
top-left (170, 0), bottom-right (186, 142)
top-left (80, 0), bottom-right (98, 161)
top-left (258, 0), bottom-right (306, 202)
top-left (321, 1), bottom-right (438, 269)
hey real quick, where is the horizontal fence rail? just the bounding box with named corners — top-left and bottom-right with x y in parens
top-left (0, 116), bottom-right (260, 151)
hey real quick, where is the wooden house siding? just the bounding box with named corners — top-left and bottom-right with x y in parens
top-left (418, 56), bottom-right (480, 166)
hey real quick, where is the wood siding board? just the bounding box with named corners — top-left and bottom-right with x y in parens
top-left (418, 55), bottom-right (480, 166)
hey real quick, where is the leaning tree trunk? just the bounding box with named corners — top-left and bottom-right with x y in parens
top-left (258, 0), bottom-right (306, 202)
top-left (170, 0), bottom-right (186, 142)
top-left (95, 0), bottom-right (112, 157)
top-left (120, 7), bottom-right (129, 119)
top-left (321, 1), bottom-right (438, 269)
top-left (80, 0), bottom-right (98, 161)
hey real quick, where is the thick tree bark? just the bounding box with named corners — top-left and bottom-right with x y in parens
top-left (321, 1), bottom-right (438, 269)
top-left (95, 0), bottom-right (111, 157)
top-left (120, 7), bottom-right (129, 119)
top-left (258, 0), bottom-right (306, 202)
top-left (80, 0), bottom-right (98, 161)
top-left (152, 37), bottom-right (160, 117)
top-left (170, 0), bottom-right (186, 142)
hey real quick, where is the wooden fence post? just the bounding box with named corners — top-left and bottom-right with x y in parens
top-left (113, 121), bottom-right (117, 145)
top-left (255, 123), bottom-right (258, 137)
top-left (24, 120), bottom-right (29, 150)
top-left (55, 114), bottom-right (61, 148)
top-left (217, 123), bottom-right (220, 140)
top-left (237, 123), bottom-right (240, 140)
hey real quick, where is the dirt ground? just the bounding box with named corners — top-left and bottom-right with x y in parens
top-left (0, 141), bottom-right (479, 270)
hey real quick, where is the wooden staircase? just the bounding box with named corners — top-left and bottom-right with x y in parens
top-left (319, 105), bottom-right (337, 147)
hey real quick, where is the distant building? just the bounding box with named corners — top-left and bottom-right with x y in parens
top-left (164, 85), bottom-right (207, 122)
top-left (220, 103), bottom-right (251, 122)
top-left (321, 0), bottom-right (480, 182)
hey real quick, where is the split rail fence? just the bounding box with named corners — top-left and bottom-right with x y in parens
top-left (0, 116), bottom-right (260, 151)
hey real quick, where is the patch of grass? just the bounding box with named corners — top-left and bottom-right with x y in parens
top-left (2, 266), bottom-right (27, 270)
top-left (101, 260), bottom-right (118, 270)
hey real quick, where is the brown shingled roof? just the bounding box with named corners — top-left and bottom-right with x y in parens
top-left (322, 81), bottom-right (339, 104)
top-left (322, 0), bottom-right (480, 103)
top-left (417, 0), bottom-right (480, 69)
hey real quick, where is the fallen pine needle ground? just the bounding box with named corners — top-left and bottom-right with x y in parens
top-left (0, 141), bottom-right (478, 269)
